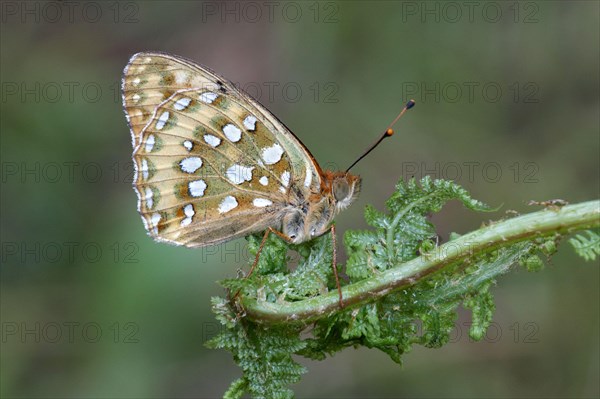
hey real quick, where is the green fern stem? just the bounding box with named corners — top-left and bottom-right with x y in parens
top-left (386, 193), bottom-right (434, 261)
top-left (240, 200), bottom-right (600, 324)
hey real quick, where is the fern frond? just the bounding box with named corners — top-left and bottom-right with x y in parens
top-left (206, 178), bottom-right (599, 398)
top-left (569, 229), bottom-right (600, 261)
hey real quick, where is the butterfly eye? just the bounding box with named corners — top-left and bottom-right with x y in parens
top-left (333, 179), bottom-right (350, 201)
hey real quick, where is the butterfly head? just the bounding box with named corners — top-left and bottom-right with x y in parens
top-left (281, 171), bottom-right (360, 244)
top-left (330, 171), bottom-right (361, 212)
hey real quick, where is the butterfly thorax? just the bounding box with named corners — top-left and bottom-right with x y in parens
top-left (282, 171), bottom-right (361, 244)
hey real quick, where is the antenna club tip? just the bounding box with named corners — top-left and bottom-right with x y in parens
top-left (406, 99), bottom-right (416, 109)
top-left (385, 128), bottom-right (394, 136)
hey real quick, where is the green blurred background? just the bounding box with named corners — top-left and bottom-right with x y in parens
top-left (1, 1), bottom-right (598, 397)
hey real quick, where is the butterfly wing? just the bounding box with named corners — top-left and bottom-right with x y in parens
top-left (122, 52), bottom-right (321, 247)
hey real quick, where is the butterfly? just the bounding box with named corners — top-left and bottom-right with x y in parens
top-left (121, 52), bottom-right (414, 304)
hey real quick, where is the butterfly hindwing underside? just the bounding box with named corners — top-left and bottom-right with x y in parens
top-left (121, 52), bottom-right (329, 247)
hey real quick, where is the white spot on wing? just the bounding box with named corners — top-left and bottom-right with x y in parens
top-left (141, 159), bottom-right (149, 180)
top-left (219, 196), bottom-right (238, 214)
top-left (175, 70), bottom-right (188, 84)
top-left (132, 93), bottom-right (141, 102)
top-left (140, 210), bottom-right (148, 229)
top-left (189, 180), bottom-right (207, 197)
top-left (253, 198), bottom-right (273, 207)
top-left (262, 143), bottom-right (284, 165)
top-left (151, 213), bottom-right (161, 225)
top-left (281, 171), bottom-right (291, 187)
top-left (145, 187), bottom-right (153, 209)
top-left (223, 124), bottom-right (242, 142)
top-left (145, 134), bottom-right (155, 152)
top-left (156, 111), bottom-right (169, 130)
top-left (180, 157), bottom-right (203, 173)
top-left (200, 92), bottom-right (218, 104)
top-left (133, 160), bottom-right (138, 184)
top-left (226, 164), bottom-right (254, 184)
top-left (243, 115), bottom-right (257, 131)
top-left (184, 203), bottom-right (195, 217)
top-left (150, 212), bottom-right (161, 234)
top-left (180, 218), bottom-right (192, 227)
top-left (132, 78), bottom-right (141, 86)
top-left (133, 186), bottom-right (141, 212)
top-left (259, 176), bottom-right (269, 186)
top-left (174, 97), bottom-right (192, 111)
top-left (180, 204), bottom-right (195, 227)
top-left (204, 134), bottom-right (221, 147)
top-left (304, 167), bottom-right (313, 188)
top-left (183, 140), bottom-right (193, 151)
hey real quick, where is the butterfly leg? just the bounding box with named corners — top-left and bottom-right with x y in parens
top-left (246, 227), bottom-right (292, 279)
top-left (233, 228), bottom-right (293, 303)
top-left (245, 229), bottom-right (272, 279)
top-left (232, 229), bottom-right (272, 303)
top-left (331, 224), bottom-right (344, 308)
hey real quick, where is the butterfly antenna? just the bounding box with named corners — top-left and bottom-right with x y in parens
top-left (345, 99), bottom-right (415, 173)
